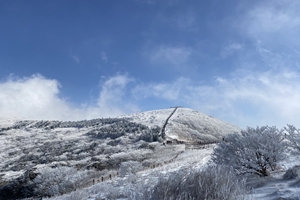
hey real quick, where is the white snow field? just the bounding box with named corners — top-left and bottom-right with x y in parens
top-left (127, 107), bottom-right (241, 143)
top-left (1, 107), bottom-right (300, 199)
top-left (0, 117), bottom-right (18, 128)
top-left (45, 145), bottom-right (215, 200)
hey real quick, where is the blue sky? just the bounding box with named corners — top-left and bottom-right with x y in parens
top-left (1, 0), bottom-right (300, 128)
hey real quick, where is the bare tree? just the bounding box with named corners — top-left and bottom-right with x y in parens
top-left (212, 126), bottom-right (286, 176)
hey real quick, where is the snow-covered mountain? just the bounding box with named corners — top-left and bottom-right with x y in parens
top-left (126, 107), bottom-right (241, 143)
top-left (0, 107), bottom-right (241, 199)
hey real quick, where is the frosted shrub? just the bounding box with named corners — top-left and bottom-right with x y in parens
top-left (283, 165), bottom-right (300, 180)
top-left (33, 166), bottom-right (96, 197)
top-left (89, 182), bottom-right (123, 200)
top-left (144, 165), bottom-right (248, 200)
top-left (119, 161), bottom-right (142, 178)
top-left (212, 126), bottom-right (286, 176)
top-left (285, 125), bottom-right (300, 153)
top-left (139, 126), bottom-right (161, 142)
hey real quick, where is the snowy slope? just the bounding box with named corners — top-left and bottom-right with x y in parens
top-left (124, 108), bottom-right (175, 128)
top-left (0, 107), bottom-right (243, 199)
top-left (0, 117), bottom-right (18, 128)
top-left (126, 107), bottom-right (241, 143)
top-left (2, 108), bottom-right (300, 199)
top-left (167, 108), bottom-right (241, 142)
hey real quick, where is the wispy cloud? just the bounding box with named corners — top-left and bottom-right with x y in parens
top-left (239, 0), bottom-right (300, 45)
top-left (3, 70), bottom-right (300, 128)
top-left (220, 42), bottom-right (243, 58)
top-left (186, 70), bottom-right (300, 128)
top-left (101, 51), bottom-right (108, 63)
top-left (71, 55), bottom-right (80, 64)
top-left (148, 45), bottom-right (191, 66)
top-left (175, 11), bottom-right (198, 31)
top-left (133, 0), bottom-right (179, 5)
top-left (132, 77), bottom-right (189, 101)
top-left (131, 69), bottom-right (300, 128)
top-left (95, 74), bottom-right (137, 117)
top-left (223, 1), bottom-right (300, 72)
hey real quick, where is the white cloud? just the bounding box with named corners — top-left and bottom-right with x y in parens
top-left (247, 2), bottom-right (300, 32)
top-left (130, 69), bottom-right (300, 128)
top-left (185, 70), bottom-right (300, 128)
top-left (95, 74), bottom-right (137, 117)
top-left (239, 0), bottom-right (300, 44)
top-left (0, 74), bottom-right (72, 120)
top-left (0, 74), bottom-right (137, 120)
top-left (149, 45), bottom-right (191, 66)
top-left (3, 71), bottom-right (300, 129)
top-left (229, 1), bottom-right (300, 73)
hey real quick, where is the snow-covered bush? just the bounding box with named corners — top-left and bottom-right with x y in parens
top-left (0, 170), bottom-right (37, 200)
top-left (139, 126), bottom-right (162, 142)
top-left (283, 165), bottom-right (300, 180)
top-left (285, 125), bottom-right (300, 153)
top-left (143, 165), bottom-right (248, 200)
top-left (33, 166), bottom-right (96, 197)
top-left (212, 126), bottom-right (286, 176)
top-left (45, 190), bottom-right (90, 200)
top-left (119, 161), bottom-right (142, 178)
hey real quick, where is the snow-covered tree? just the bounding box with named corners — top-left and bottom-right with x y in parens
top-left (285, 124), bottom-right (300, 152)
top-left (212, 126), bottom-right (286, 176)
top-left (33, 166), bottom-right (96, 197)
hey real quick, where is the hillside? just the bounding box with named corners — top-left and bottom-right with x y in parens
top-left (127, 107), bottom-right (241, 143)
top-left (0, 107), bottom-right (240, 199)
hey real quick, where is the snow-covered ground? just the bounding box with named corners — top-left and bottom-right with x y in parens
top-left (46, 145), bottom-right (214, 200)
top-left (126, 107), bottom-right (241, 143)
top-left (247, 154), bottom-right (300, 200)
top-left (45, 148), bottom-right (300, 200)
top-left (167, 107), bottom-right (241, 142)
top-left (1, 108), bottom-right (300, 199)
top-left (124, 108), bottom-right (175, 128)
top-left (2, 108), bottom-right (238, 199)
top-left (0, 117), bottom-right (18, 128)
